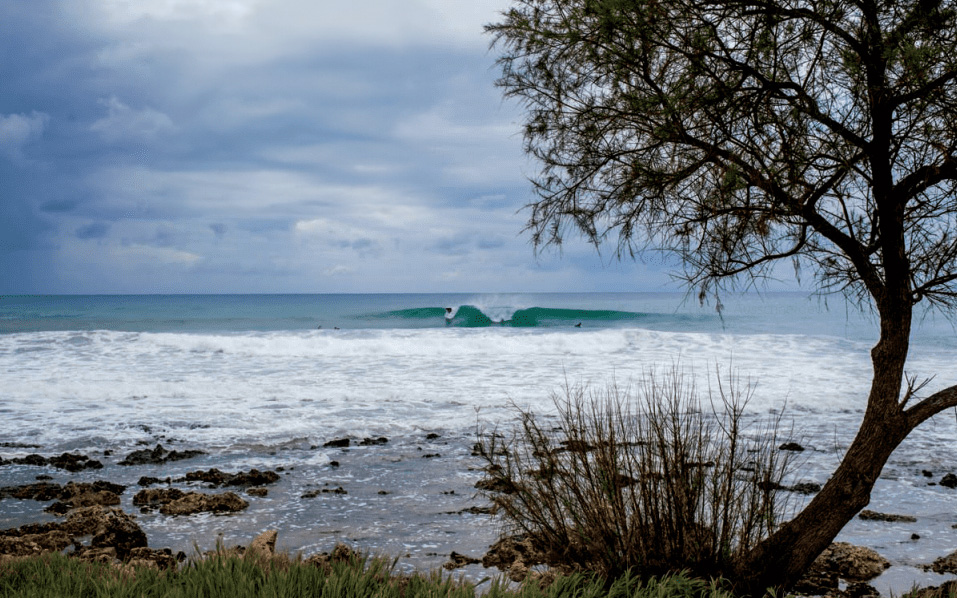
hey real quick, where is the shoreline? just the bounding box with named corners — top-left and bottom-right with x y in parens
top-left (3, 434), bottom-right (957, 596)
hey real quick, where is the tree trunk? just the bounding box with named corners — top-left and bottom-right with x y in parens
top-left (731, 325), bottom-right (914, 596)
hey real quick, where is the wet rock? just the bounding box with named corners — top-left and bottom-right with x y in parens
top-left (482, 535), bottom-right (552, 582)
top-left (248, 530), bottom-right (278, 558)
top-left (184, 468), bottom-right (279, 488)
top-left (133, 488), bottom-right (185, 509)
top-left (360, 437), bottom-right (388, 446)
top-left (118, 444), bottom-right (205, 466)
top-left (475, 477), bottom-right (517, 494)
top-left (426, 433), bottom-right (441, 440)
top-left (940, 473), bottom-right (957, 488)
top-left (47, 453), bottom-right (104, 472)
top-left (0, 528), bottom-right (72, 557)
top-left (246, 487), bottom-right (268, 497)
top-left (137, 476), bottom-right (171, 486)
top-left (1, 480), bottom-right (126, 505)
top-left (45, 490), bottom-right (121, 514)
top-left (779, 442), bottom-right (806, 452)
top-left (859, 509), bottom-right (917, 523)
top-left (0, 482), bottom-right (63, 501)
top-left (5, 452), bottom-right (103, 472)
top-left (443, 551), bottom-right (481, 570)
top-left (304, 544), bottom-right (360, 573)
top-left (790, 482), bottom-right (822, 494)
top-left (907, 580), bottom-right (957, 598)
top-left (301, 486), bottom-right (347, 498)
top-left (844, 581), bottom-right (881, 598)
top-left (0, 505), bottom-right (147, 562)
top-left (159, 491), bottom-right (248, 515)
top-left (323, 438), bottom-right (350, 448)
top-left (89, 512), bottom-right (148, 559)
top-left (126, 547), bottom-right (184, 570)
top-left (807, 542), bottom-right (890, 582)
top-left (924, 550), bottom-right (957, 574)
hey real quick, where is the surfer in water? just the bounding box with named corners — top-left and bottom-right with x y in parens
top-left (445, 307), bottom-right (454, 325)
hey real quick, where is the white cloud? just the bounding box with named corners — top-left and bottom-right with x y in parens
top-left (0, 111), bottom-right (49, 161)
top-left (98, 0), bottom-right (259, 24)
top-left (111, 243), bottom-right (202, 265)
top-left (323, 265), bottom-right (353, 277)
top-left (90, 97), bottom-right (175, 143)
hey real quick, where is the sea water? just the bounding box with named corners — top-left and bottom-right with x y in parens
top-left (1, 293), bottom-right (956, 592)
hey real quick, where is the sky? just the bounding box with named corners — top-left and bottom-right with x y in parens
top-left (0, 0), bottom-right (681, 294)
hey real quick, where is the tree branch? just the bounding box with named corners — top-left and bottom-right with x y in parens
top-left (904, 383), bottom-right (957, 429)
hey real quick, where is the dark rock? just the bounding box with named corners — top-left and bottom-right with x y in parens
top-left (89, 511), bottom-right (148, 558)
top-left (450, 505), bottom-right (497, 516)
top-left (922, 470), bottom-right (934, 477)
top-left (329, 461), bottom-right (339, 467)
top-left (844, 582), bottom-right (881, 598)
top-left (246, 487), bottom-right (268, 497)
top-left (779, 442), bottom-right (805, 452)
top-left (556, 440), bottom-right (595, 453)
top-left (359, 437), bottom-right (388, 446)
top-left (35, 475), bottom-right (52, 481)
top-left (303, 544), bottom-right (360, 572)
top-left (912, 534), bottom-right (921, 540)
top-left (118, 444), bottom-right (205, 466)
top-left (127, 546), bottom-right (183, 570)
top-left (940, 473), bottom-right (957, 488)
top-left (18, 454), bottom-right (48, 466)
top-left (323, 438), bottom-right (350, 448)
top-left (158, 491), bottom-right (248, 515)
top-left (301, 486), bottom-right (347, 499)
top-left (44, 490), bottom-right (121, 514)
top-left (859, 509), bottom-right (917, 523)
top-left (137, 476), bottom-right (171, 486)
top-left (422, 453), bottom-right (441, 459)
top-left (924, 550), bottom-right (957, 574)
top-left (133, 488), bottom-right (186, 508)
top-left (48, 452), bottom-right (103, 472)
top-left (812, 542), bottom-right (890, 582)
top-left (183, 468), bottom-right (279, 488)
top-left (789, 482), bottom-right (822, 494)
top-left (426, 433), bottom-right (441, 440)
top-left (0, 528), bottom-right (72, 557)
top-left (443, 551), bottom-right (481, 570)
top-left (0, 482), bottom-right (63, 501)
top-left (908, 580), bottom-right (957, 598)
top-left (475, 477), bottom-right (516, 494)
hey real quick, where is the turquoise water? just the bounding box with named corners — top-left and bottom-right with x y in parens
top-left (0, 292), bottom-right (894, 339)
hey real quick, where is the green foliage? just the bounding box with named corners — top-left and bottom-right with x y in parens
top-left (477, 370), bottom-right (793, 581)
top-left (0, 552), bottom-right (738, 598)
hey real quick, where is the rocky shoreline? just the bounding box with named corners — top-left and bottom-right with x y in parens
top-left (3, 439), bottom-right (957, 597)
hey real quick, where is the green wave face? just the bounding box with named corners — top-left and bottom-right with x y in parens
top-left (368, 305), bottom-right (642, 327)
top-left (507, 307), bottom-right (641, 327)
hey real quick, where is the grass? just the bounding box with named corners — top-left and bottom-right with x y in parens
top-left (476, 369), bottom-right (794, 582)
top-left (0, 550), bottom-right (737, 598)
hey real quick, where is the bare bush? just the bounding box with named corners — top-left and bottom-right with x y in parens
top-left (477, 370), bottom-right (793, 580)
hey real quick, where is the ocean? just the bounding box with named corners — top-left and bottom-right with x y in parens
top-left (2, 292), bottom-right (957, 592)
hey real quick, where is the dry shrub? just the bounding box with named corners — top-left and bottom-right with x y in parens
top-left (477, 368), bottom-right (793, 580)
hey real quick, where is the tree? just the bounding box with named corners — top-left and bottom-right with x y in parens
top-left (487, 0), bottom-right (957, 594)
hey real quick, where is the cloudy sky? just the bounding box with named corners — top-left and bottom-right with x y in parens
top-left (0, 0), bottom-right (676, 294)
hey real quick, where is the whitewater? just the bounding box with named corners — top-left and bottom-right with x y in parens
top-left (2, 293), bottom-right (957, 593)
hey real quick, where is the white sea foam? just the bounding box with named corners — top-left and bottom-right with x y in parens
top-left (0, 326), bottom-right (921, 453)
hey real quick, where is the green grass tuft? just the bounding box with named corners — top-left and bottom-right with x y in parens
top-left (0, 552), bottom-right (737, 598)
